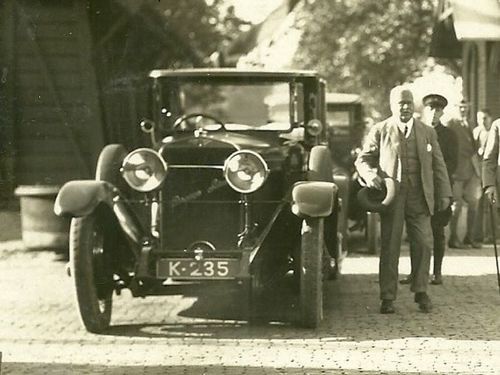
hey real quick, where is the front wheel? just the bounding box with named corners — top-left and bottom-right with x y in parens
top-left (299, 217), bottom-right (323, 328)
top-left (70, 211), bottom-right (114, 333)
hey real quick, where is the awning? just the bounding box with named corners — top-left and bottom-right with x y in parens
top-left (451, 0), bottom-right (500, 40)
top-left (430, 0), bottom-right (500, 58)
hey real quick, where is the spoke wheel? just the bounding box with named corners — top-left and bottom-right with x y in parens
top-left (70, 212), bottom-right (113, 333)
top-left (299, 217), bottom-right (323, 328)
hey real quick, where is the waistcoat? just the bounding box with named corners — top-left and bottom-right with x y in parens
top-left (399, 127), bottom-right (421, 187)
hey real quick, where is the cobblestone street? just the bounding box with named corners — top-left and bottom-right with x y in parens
top-left (1, 239), bottom-right (499, 374)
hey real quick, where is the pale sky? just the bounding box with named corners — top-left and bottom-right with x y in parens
top-left (229, 0), bottom-right (284, 23)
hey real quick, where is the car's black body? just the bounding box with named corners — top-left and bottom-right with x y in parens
top-left (55, 69), bottom-right (347, 332)
top-left (325, 92), bottom-right (365, 170)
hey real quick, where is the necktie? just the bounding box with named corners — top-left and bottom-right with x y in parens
top-left (404, 125), bottom-right (408, 138)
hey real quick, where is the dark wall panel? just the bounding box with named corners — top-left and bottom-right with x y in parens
top-left (10, 0), bottom-right (104, 185)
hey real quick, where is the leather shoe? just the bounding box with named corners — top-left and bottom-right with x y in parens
top-left (399, 275), bottom-right (413, 285)
top-left (463, 237), bottom-right (482, 248)
top-left (414, 292), bottom-right (433, 313)
top-left (448, 240), bottom-right (471, 249)
top-left (483, 236), bottom-right (494, 244)
top-left (380, 299), bottom-right (395, 314)
top-left (430, 274), bottom-right (443, 285)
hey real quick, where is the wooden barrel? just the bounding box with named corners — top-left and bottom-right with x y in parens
top-left (14, 185), bottom-right (70, 249)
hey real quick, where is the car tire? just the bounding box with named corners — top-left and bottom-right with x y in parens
top-left (299, 217), bottom-right (323, 328)
top-left (322, 245), bottom-right (337, 280)
top-left (243, 275), bottom-right (265, 325)
top-left (70, 211), bottom-right (114, 333)
top-left (366, 211), bottom-right (380, 254)
top-left (95, 144), bottom-right (127, 189)
top-left (324, 197), bottom-right (344, 280)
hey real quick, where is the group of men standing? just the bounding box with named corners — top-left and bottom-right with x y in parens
top-left (354, 85), bottom-right (498, 314)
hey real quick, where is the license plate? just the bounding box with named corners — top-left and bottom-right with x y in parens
top-left (157, 258), bottom-right (240, 279)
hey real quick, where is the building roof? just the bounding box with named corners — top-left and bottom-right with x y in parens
top-left (326, 93), bottom-right (361, 105)
top-left (221, 1), bottom-right (301, 67)
top-left (451, 0), bottom-right (500, 40)
top-left (149, 68), bottom-right (318, 79)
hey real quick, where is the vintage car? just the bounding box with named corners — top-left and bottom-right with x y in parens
top-left (54, 68), bottom-right (348, 333)
top-left (325, 93), bottom-right (380, 254)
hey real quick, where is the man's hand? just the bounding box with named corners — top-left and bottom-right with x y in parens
top-left (366, 175), bottom-right (384, 190)
top-left (437, 197), bottom-right (451, 212)
top-left (484, 186), bottom-right (498, 205)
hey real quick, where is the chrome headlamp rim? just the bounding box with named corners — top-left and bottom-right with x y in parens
top-left (306, 119), bottom-right (323, 136)
top-left (120, 148), bottom-right (168, 192)
top-left (223, 150), bottom-right (269, 194)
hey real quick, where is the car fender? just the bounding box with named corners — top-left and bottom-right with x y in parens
top-left (308, 145), bottom-right (334, 182)
top-left (332, 172), bottom-right (349, 208)
top-left (54, 180), bottom-right (143, 245)
top-left (331, 171), bottom-right (350, 228)
top-left (54, 180), bottom-right (118, 217)
top-left (291, 181), bottom-right (338, 218)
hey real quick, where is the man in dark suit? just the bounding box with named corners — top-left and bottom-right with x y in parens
top-left (355, 85), bottom-right (452, 314)
top-left (401, 93), bottom-right (457, 285)
top-left (482, 117), bottom-right (500, 206)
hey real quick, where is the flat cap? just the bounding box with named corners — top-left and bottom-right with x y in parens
top-left (422, 94), bottom-right (448, 109)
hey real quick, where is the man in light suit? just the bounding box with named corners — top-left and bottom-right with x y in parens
top-left (448, 100), bottom-right (482, 248)
top-left (355, 85), bottom-right (452, 314)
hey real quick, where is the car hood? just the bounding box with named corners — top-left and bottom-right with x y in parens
top-left (159, 132), bottom-right (287, 166)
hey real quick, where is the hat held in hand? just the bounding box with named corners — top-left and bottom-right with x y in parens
top-left (357, 177), bottom-right (397, 213)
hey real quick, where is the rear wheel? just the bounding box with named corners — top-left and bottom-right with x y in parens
top-left (299, 217), bottom-right (323, 328)
top-left (70, 211), bottom-right (114, 333)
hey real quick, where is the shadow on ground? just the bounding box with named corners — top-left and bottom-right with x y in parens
top-left (2, 363), bottom-right (442, 375)
top-left (104, 270), bottom-right (500, 342)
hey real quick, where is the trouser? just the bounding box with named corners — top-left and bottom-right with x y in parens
top-left (475, 195), bottom-right (498, 242)
top-left (450, 176), bottom-right (481, 243)
top-left (409, 213), bottom-right (446, 276)
top-left (380, 183), bottom-right (432, 300)
top-left (431, 215), bottom-right (446, 275)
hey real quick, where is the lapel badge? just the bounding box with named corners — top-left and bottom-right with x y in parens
top-left (427, 143), bottom-right (432, 152)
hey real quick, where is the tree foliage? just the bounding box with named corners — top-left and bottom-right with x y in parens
top-left (149, 0), bottom-right (247, 67)
top-left (89, 0), bottom-right (247, 73)
top-left (294, 0), bottom-right (436, 119)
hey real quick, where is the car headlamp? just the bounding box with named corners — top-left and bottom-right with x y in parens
top-left (121, 148), bottom-right (167, 192)
top-left (306, 119), bottom-right (323, 136)
top-left (223, 150), bottom-right (269, 193)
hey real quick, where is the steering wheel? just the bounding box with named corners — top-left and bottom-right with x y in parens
top-left (173, 113), bottom-right (226, 131)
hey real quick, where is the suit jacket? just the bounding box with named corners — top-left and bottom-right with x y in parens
top-left (355, 117), bottom-right (452, 215)
top-left (473, 125), bottom-right (490, 157)
top-left (482, 119), bottom-right (500, 187)
top-left (434, 122), bottom-right (458, 184)
top-left (448, 118), bottom-right (481, 179)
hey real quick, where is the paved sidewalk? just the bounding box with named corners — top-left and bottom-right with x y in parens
top-left (0, 241), bottom-right (499, 374)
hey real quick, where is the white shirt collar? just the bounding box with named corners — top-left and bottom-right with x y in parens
top-left (394, 117), bottom-right (414, 138)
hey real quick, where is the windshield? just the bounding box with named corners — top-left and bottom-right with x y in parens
top-left (160, 81), bottom-right (303, 131)
top-left (327, 109), bottom-right (351, 137)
